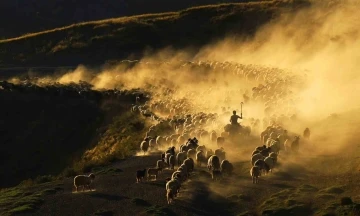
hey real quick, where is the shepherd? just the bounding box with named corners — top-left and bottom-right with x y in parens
top-left (230, 102), bottom-right (243, 126)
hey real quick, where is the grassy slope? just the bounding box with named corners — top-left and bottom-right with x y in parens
top-left (0, 0), bottom-right (251, 38)
top-left (0, 1), bottom-right (310, 67)
top-left (0, 84), bottom-right (147, 188)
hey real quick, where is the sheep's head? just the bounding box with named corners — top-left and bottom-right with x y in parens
top-left (89, 173), bottom-right (96, 179)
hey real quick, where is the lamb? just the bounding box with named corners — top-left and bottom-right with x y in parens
top-left (140, 141), bottom-right (149, 155)
top-left (212, 170), bottom-right (222, 181)
top-left (169, 155), bottom-right (176, 170)
top-left (74, 173), bottom-right (96, 192)
top-left (250, 166), bottom-right (261, 184)
top-left (220, 160), bottom-right (234, 176)
top-left (251, 153), bottom-right (265, 166)
top-left (207, 155), bottom-right (221, 171)
top-left (136, 169), bottom-right (147, 183)
top-left (147, 168), bottom-right (161, 181)
top-left (176, 152), bottom-right (187, 166)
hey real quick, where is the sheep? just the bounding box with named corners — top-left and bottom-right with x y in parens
top-left (212, 170), bottom-right (222, 181)
top-left (291, 136), bottom-right (300, 152)
top-left (166, 146), bottom-right (176, 156)
top-left (166, 179), bottom-right (181, 203)
top-left (140, 141), bottom-right (149, 155)
top-left (187, 149), bottom-right (197, 160)
top-left (74, 173), bottom-right (96, 192)
top-left (255, 145), bottom-right (267, 152)
top-left (215, 148), bottom-right (226, 162)
top-left (196, 145), bottom-right (206, 152)
top-left (172, 171), bottom-right (185, 182)
top-left (260, 148), bottom-right (270, 157)
top-left (169, 155), bottom-right (176, 170)
top-left (156, 159), bottom-right (166, 173)
top-left (205, 149), bottom-right (214, 159)
top-left (178, 165), bottom-right (189, 178)
top-left (269, 152), bottom-right (278, 164)
top-left (149, 139), bottom-right (157, 150)
top-left (183, 158), bottom-right (194, 173)
top-left (156, 136), bottom-right (164, 148)
top-left (252, 150), bottom-right (260, 156)
top-left (147, 168), bottom-right (161, 181)
top-left (210, 131), bottom-right (217, 143)
top-left (250, 166), bottom-right (261, 184)
top-left (216, 137), bottom-right (225, 147)
top-left (220, 160), bottom-right (234, 176)
top-left (165, 153), bottom-right (172, 166)
top-left (195, 150), bottom-right (206, 167)
top-left (254, 159), bottom-right (270, 174)
top-left (166, 189), bottom-right (176, 204)
top-left (251, 153), bottom-right (265, 166)
top-left (176, 152), bottom-right (187, 166)
top-left (207, 155), bottom-right (221, 171)
top-left (136, 169), bottom-right (147, 183)
top-left (264, 157), bottom-right (275, 173)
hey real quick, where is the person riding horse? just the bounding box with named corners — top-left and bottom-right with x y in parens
top-left (230, 110), bottom-right (242, 126)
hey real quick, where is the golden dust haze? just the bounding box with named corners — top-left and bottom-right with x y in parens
top-left (11, 0), bottom-right (360, 159)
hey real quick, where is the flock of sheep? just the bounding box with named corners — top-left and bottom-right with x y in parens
top-left (17, 60), bottom-right (309, 204)
top-left (138, 135), bottom-right (234, 204)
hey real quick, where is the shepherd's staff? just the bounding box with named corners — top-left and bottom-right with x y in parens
top-left (240, 102), bottom-right (244, 119)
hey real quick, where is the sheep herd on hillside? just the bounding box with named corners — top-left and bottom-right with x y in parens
top-left (0, 60), bottom-right (312, 204)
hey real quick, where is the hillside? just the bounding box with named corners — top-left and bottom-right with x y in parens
top-left (0, 1), bottom-right (310, 68)
top-left (0, 80), bottom-right (150, 188)
top-left (0, 0), bottom-right (253, 38)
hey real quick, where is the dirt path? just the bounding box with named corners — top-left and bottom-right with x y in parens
top-left (16, 145), bottom-right (360, 216)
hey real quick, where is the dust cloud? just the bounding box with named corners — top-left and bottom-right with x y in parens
top-left (7, 1), bottom-right (360, 157)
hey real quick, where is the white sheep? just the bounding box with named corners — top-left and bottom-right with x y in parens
top-left (207, 155), bottom-right (221, 171)
top-left (250, 166), bottom-right (261, 184)
top-left (264, 157), bottom-right (275, 173)
top-left (183, 158), bottom-right (194, 173)
top-left (220, 160), bottom-right (234, 176)
top-left (215, 148), bottom-right (226, 162)
top-left (269, 152), bottom-right (278, 164)
top-left (74, 173), bottom-right (95, 192)
top-left (156, 159), bottom-right (166, 172)
top-left (187, 149), bottom-right (196, 160)
top-left (176, 152), bottom-right (187, 166)
top-left (140, 141), bottom-right (149, 155)
top-left (166, 179), bottom-right (180, 203)
top-left (251, 153), bottom-right (265, 166)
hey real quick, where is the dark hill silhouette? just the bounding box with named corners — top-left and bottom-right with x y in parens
top-left (0, 0), bottom-right (256, 38)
